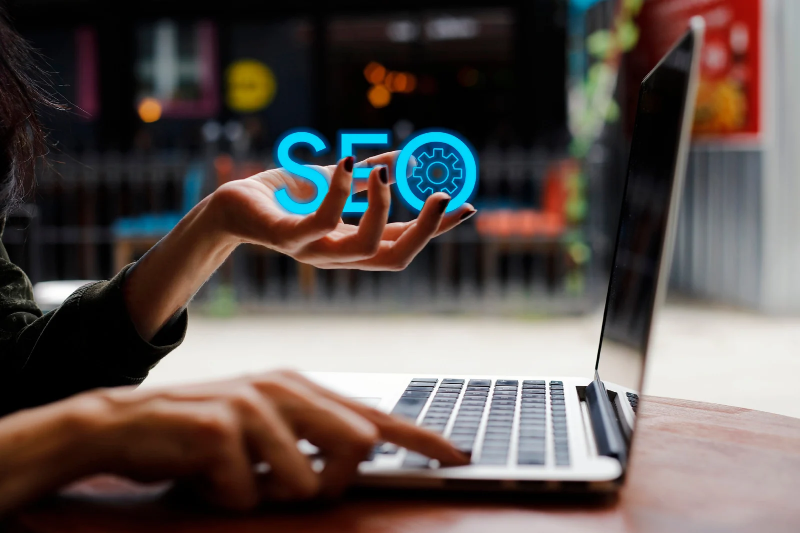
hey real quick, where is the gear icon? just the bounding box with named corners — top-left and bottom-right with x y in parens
top-left (410, 147), bottom-right (463, 196)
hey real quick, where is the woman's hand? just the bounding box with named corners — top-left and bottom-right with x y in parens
top-left (78, 371), bottom-right (466, 509)
top-left (211, 152), bottom-right (476, 270)
top-left (123, 152), bottom-right (476, 340)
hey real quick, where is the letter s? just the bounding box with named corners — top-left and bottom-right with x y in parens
top-left (274, 130), bottom-right (331, 215)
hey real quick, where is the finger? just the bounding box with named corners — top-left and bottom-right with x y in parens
top-left (379, 203), bottom-right (477, 241)
top-left (192, 406), bottom-right (260, 511)
top-left (349, 165), bottom-right (390, 256)
top-left (310, 405), bottom-right (378, 498)
top-left (433, 203), bottom-right (477, 237)
top-left (291, 157), bottom-right (353, 243)
top-left (284, 374), bottom-right (469, 466)
top-left (241, 394), bottom-right (319, 501)
top-left (259, 383), bottom-right (379, 498)
top-left (352, 151), bottom-right (400, 193)
top-left (312, 194), bottom-right (451, 270)
top-left (369, 193), bottom-right (451, 270)
top-left (298, 165), bottom-right (391, 263)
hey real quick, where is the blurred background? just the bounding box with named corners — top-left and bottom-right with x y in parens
top-left (3, 0), bottom-right (799, 417)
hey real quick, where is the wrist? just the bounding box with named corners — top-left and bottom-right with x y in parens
top-left (190, 191), bottom-right (242, 252)
top-left (0, 393), bottom-right (113, 514)
top-left (50, 391), bottom-right (121, 475)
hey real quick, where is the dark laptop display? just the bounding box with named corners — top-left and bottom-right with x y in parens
top-left (595, 31), bottom-right (696, 392)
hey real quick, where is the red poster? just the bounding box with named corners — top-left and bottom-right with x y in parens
top-left (632, 0), bottom-right (761, 140)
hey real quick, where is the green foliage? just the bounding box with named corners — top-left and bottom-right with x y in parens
top-left (616, 19), bottom-right (640, 52)
top-left (205, 284), bottom-right (238, 317)
top-left (606, 99), bottom-right (620, 122)
top-left (565, 270), bottom-right (586, 295)
top-left (587, 30), bottom-right (613, 60)
top-left (624, 0), bottom-right (644, 16)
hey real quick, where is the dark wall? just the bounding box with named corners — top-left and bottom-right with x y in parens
top-left (7, 0), bottom-right (567, 153)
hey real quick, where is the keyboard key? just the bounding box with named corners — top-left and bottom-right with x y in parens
top-left (521, 410), bottom-right (546, 417)
top-left (493, 385), bottom-right (518, 391)
top-left (478, 456), bottom-right (507, 465)
top-left (523, 380), bottom-right (546, 386)
top-left (392, 397), bottom-right (427, 414)
top-left (546, 384), bottom-right (569, 468)
top-left (549, 381), bottom-right (563, 385)
top-left (402, 452), bottom-right (431, 468)
top-left (520, 428), bottom-right (546, 438)
top-left (375, 442), bottom-right (399, 454)
top-left (438, 383), bottom-right (464, 389)
top-left (424, 412), bottom-right (451, 419)
top-left (402, 390), bottom-right (431, 397)
top-left (520, 439), bottom-right (546, 447)
top-left (468, 379), bottom-right (491, 387)
top-left (442, 379), bottom-right (465, 384)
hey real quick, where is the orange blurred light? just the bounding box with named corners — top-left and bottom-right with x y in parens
top-left (403, 73), bottom-right (417, 93)
top-left (363, 62), bottom-right (386, 85)
top-left (384, 71), bottom-right (397, 91)
top-left (367, 84), bottom-right (391, 108)
top-left (391, 72), bottom-right (408, 92)
top-left (137, 97), bottom-right (162, 123)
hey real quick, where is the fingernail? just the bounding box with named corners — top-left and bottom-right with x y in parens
top-left (344, 156), bottom-right (354, 173)
top-left (379, 166), bottom-right (388, 184)
top-left (459, 208), bottom-right (477, 221)
top-left (438, 197), bottom-right (450, 214)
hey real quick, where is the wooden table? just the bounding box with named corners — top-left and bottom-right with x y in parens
top-left (9, 397), bottom-right (800, 533)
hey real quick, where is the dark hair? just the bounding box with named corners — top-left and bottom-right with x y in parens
top-left (0, 8), bottom-right (62, 216)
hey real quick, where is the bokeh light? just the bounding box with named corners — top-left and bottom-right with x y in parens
top-left (367, 84), bottom-right (391, 108)
top-left (363, 61), bottom-right (386, 85)
top-left (137, 97), bottom-right (162, 123)
top-left (403, 73), bottom-right (417, 93)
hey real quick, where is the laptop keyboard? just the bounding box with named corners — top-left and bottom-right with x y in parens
top-left (626, 392), bottom-right (639, 413)
top-left (387, 378), bottom-right (570, 468)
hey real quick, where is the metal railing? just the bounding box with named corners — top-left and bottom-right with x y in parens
top-left (2, 148), bottom-right (611, 315)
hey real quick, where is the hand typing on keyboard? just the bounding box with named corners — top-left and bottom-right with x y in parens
top-left (386, 378), bottom-right (570, 468)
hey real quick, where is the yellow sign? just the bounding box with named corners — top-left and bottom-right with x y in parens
top-left (226, 60), bottom-right (276, 113)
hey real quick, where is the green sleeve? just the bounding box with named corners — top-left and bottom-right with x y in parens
top-left (0, 219), bottom-right (187, 415)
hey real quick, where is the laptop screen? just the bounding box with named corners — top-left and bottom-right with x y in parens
top-left (594, 30), bottom-right (696, 392)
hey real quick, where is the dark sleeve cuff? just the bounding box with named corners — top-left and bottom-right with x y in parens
top-left (77, 263), bottom-right (188, 380)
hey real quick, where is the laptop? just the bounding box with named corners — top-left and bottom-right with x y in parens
top-left (307, 18), bottom-right (704, 492)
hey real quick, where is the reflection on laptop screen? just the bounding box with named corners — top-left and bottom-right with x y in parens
top-left (595, 32), bottom-right (695, 392)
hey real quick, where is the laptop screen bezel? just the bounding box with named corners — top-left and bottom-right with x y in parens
top-left (593, 19), bottom-right (705, 397)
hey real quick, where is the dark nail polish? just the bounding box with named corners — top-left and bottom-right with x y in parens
top-left (460, 209), bottom-right (477, 221)
top-left (438, 197), bottom-right (450, 213)
top-left (379, 166), bottom-right (388, 184)
top-left (344, 156), bottom-right (354, 173)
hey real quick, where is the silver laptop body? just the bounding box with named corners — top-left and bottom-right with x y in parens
top-left (308, 18), bottom-right (705, 492)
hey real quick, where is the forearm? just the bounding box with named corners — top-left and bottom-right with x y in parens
top-left (0, 397), bottom-right (105, 515)
top-left (123, 192), bottom-right (238, 341)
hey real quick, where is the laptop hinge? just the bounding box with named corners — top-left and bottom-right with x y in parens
top-left (585, 372), bottom-right (628, 467)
